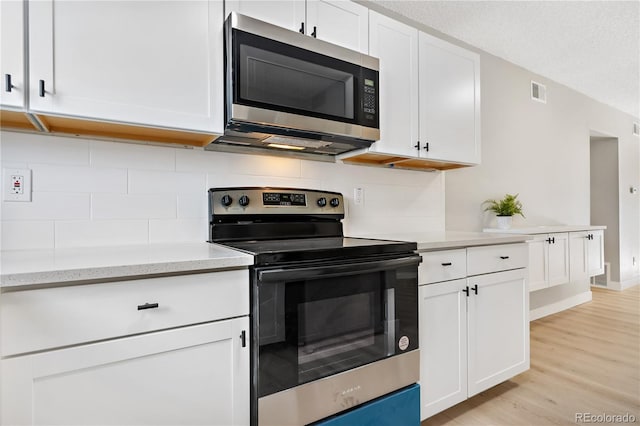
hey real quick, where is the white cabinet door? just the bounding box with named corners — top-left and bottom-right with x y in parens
top-left (418, 32), bottom-right (480, 164)
top-left (587, 230), bottom-right (605, 276)
top-left (528, 235), bottom-right (548, 291)
top-left (1, 318), bottom-right (250, 426)
top-left (569, 231), bottom-right (589, 282)
top-left (306, 0), bottom-right (368, 53)
top-left (368, 11), bottom-right (419, 157)
top-left (419, 279), bottom-right (468, 420)
top-left (547, 232), bottom-right (570, 287)
top-left (467, 269), bottom-right (529, 397)
top-left (0, 0), bottom-right (25, 108)
top-left (226, 0), bottom-right (305, 33)
top-left (28, 0), bottom-right (224, 133)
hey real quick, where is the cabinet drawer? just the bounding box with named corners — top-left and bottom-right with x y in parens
top-left (1, 269), bottom-right (249, 357)
top-left (467, 243), bottom-right (528, 276)
top-left (419, 249), bottom-right (467, 285)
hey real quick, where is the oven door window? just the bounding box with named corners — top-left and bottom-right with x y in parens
top-left (258, 270), bottom-right (397, 398)
top-left (232, 30), bottom-right (361, 124)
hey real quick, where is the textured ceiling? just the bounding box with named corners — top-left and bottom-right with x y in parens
top-left (368, 1), bottom-right (640, 118)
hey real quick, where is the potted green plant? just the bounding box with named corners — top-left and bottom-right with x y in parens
top-left (483, 193), bottom-right (525, 229)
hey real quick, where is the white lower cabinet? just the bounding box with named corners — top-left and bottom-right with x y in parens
top-left (1, 318), bottom-right (249, 426)
top-left (419, 278), bottom-right (468, 418)
top-left (419, 245), bottom-right (529, 420)
top-left (527, 232), bottom-right (570, 291)
top-left (466, 269), bottom-right (529, 396)
top-left (0, 271), bottom-right (250, 426)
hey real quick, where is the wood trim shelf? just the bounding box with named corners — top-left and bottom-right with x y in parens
top-left (35, 114), bottom-right (218, 147)
top-left (0, 110), bottom-right (41, 131)
top-left (342, 151), bottom-right (472, 171)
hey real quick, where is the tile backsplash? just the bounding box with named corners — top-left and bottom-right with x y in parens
top-left (0, 131), bottom-right (445, 250)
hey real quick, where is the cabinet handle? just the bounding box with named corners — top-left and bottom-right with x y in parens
top-left (299, 22), bottom-right (304, 34)
top-left (137, 302), bottom-right (159, 310)
top-left (424, 142), bottom-right (429, 152)
top-left (462, 286), bottom-right (469, 297)
top-left (414, 141), bottom-right (420, 151)
top-left (5, 74), bottom-right (12, 92)
top-left (441, 262), bottom-right (452, 266)
top-left (311, 26), bottom-right (317, 38)
top-left (39, 79), bottom-right (45, 97)
top-left (240, 330), bottom-right (247, 348)
top-left (471, 284), bottom-right (478, 295)
top-left (499, 256), bottom-right (510, 260)
top-left (552, 237), bottom-right (555, 244)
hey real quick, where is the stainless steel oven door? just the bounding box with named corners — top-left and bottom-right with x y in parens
top-left (252, 254), bottom-right (420, 426)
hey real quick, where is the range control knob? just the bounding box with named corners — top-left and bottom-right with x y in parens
top-left (239, 195), bottom-right (250, 207)
top-left (221, 195), bottom-right (233, 207)
top-left (317, 197), bottom-right (327, 207)
top-left (330, 197), bottom-right (340, 207)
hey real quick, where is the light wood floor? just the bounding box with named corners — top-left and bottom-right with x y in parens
top-left (422, 285), bottom-right (640, 425)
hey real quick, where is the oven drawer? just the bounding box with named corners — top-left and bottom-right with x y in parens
top-left (0, 269), bottom-right (248, 357)
top-left (467, 243), bottom-right (528, 276)
top-left (418, 249), bottom-right (467, 285)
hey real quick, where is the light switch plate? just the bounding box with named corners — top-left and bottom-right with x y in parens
top-left (3, 168), bottom-right (32, 202)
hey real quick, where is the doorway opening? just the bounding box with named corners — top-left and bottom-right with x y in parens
top-left (589, 130), bottom-right (619, 288)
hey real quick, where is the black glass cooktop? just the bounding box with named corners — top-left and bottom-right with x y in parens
top-left (219, 237), bottom-right (417, 266)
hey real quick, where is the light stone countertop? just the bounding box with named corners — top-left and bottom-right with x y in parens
top-left (350, 231), bottom-right (531, 251)
top-left (0, 243), bottom-right (254, 289)
top-left (483, 225), bottom-right (606, 234)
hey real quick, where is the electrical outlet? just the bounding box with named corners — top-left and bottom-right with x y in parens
top-left (3, 168), bottom-right (32, 202)
top-left (354, 187), bottom-right (364, 205)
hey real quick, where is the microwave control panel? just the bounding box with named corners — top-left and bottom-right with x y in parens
top-left (363, 78), bottom-right (376, 118)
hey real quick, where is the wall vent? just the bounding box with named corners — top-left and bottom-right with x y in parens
top-left (531, 80), bottom-right (547, 103)
top-left (633, 122), bottom-right (639, 137)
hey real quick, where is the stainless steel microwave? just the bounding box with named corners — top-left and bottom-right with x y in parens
top-left (209, 12), bottom-right (380, 158)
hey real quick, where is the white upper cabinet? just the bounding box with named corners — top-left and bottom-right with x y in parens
top-left (226, 0), bottom-right (368, 53)
top-left (368, 11), bottom-right (419, 157)
top-left (418, 32), bottom-right (480, 164)
top-left (344, 11), bottom-right (480, 169)
top-left (28, 0), bottom-right (224, 134)
top-left (0, 0), bottom-right (25, 109)
top-left (306, 0), bottom-right (368, 53)
top-left (225, 0), bottom-right (305, 33)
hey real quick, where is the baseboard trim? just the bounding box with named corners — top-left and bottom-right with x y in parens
top-left (597, 278), bottom-right (640, 291)
top-left (530, 291), bottom-right (592, 321)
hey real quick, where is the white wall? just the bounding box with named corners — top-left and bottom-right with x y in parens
top-left (0, 131), bottom-right (445, 250)
top-left (444, 51), bottom-right (639, 291)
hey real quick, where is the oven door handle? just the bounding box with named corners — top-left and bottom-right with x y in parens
top-left (257, 255), bottom-right (421, 282)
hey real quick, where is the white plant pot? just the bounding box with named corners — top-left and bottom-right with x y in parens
top-left (496, 216), bottom-right (513, 230)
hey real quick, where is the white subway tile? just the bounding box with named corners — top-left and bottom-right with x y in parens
top-left (90, 140), bottom-right (175, 171)
top-left (175, 148), bottom-right (227, 173)
top-left (55, 220), bottom-right (149, 248)
top-left (31, 164), bottom-right (127, 193)
top-left (149, 218), bottom-right (207, 243)
top-left (343, 215), bottom-right (445, 237)
top-left (177, 148), bottom-right (301, 177)
top-left (1, 131), bottom-right (89, 165)
top-left (178, 194), bottom-right (208, 219)
top-left (2, 193), bottom-right (91, 221)
top-left (128, 170), bottom-right (206, 194)
top-left (207, 173), bottom-right (322, 190)
top-left (302, 160), bottom-right (444, 188)
top-left (1, 221), bottom-right (55, 250)
top-left (92, 194), bottom-right (176, 219)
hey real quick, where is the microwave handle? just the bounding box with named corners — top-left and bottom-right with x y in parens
top-left (258, 255), bottom-right (421, 283)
